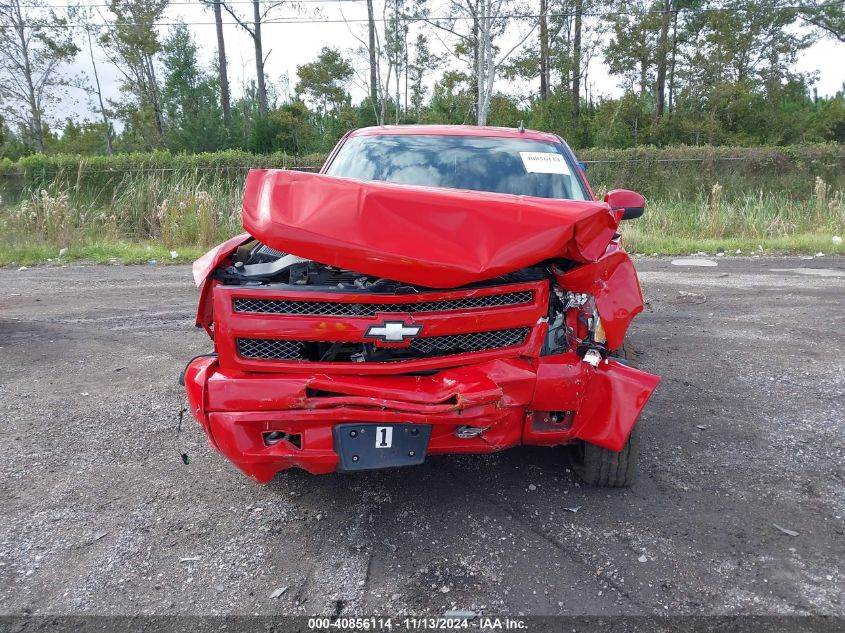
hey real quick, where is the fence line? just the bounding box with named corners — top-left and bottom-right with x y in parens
top-left (3, 154), bottom-right (844, 177)
top-left (0, 166), bottom-right (320, 177)
top-left (582, 156), bottom-right (845, 164)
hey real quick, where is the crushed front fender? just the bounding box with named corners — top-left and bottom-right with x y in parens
top-left (554, 244), bottom-right (644, 350)
top-left (192, 233), bottom-right (252, 333)
top-left (572, 359), bottom-right (661, 451)
top-left (192, 232), bottom-right (251, 287)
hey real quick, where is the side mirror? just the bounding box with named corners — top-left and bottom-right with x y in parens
top-left (604, 189), bottom-right (645, 221)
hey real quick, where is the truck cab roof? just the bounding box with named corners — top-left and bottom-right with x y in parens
top-left (346, 124), bottom-right (562, 144)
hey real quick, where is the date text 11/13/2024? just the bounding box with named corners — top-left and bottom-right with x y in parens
top-left (307, 616), bottom-right (528, 630)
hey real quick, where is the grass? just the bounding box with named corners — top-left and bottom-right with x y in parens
top-left (5, 144), bottom-right (845, 201)
top-left (623, 233), bottom-right (845, 257)
top-left (3, 234), bottom-right (840, 268)
top-left (0, 170), bottom-right (843, 266)
top-left (0, 241), bottom-right (206, 266)
top-left (619, 181), bottom-right (844, 256)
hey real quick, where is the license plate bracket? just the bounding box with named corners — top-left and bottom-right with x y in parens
top-left (333, 424), bottom-right (432, 472)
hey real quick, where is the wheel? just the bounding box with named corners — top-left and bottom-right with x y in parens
top-left (569, 339), bottom-right (640, 488)
top-left (570, 424), bottom-right (639, 487)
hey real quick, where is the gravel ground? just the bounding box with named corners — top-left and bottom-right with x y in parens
top-left (0, 257), bottom-right (842, 617)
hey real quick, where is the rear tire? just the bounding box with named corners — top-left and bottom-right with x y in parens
top-left (569, 339), bottom-right (640, 488)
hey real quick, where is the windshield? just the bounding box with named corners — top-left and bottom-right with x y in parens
top-left (325, 134), bottom-right (587, 201)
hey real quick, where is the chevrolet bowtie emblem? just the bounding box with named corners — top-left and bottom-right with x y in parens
top-left (365, 320), bottom-right (423, 343)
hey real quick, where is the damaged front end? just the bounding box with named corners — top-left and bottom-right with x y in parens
top-left (185, 169), bottom-right (659, 483)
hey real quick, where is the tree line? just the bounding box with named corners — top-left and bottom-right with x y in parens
top-left (0, 0), bottom-right (843, 160)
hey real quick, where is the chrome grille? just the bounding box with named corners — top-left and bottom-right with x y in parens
top-left (237, 338), bottom-right (303, 360)
top-left (233, 290), bottom-right (533, 317)
top-left (409, 328), bottom-right (529, 354)
top-left (236, 327), bottom-right (530, 362)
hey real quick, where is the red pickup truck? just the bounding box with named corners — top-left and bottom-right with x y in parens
top-left (184, 125), bottom-right (660, 487)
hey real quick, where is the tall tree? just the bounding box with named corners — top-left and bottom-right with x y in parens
top-left (798, 0), bottom-right (845, 42)
top-left (667, 3), bottom-right (681, 111)
top-left (386, 0), bottom-right (406, 123)
top-left (423, 0), bottom-right (539, 125)
top-left (662, 0), bottom-right (815, 144)
top-left (0, 0), bottom-right (78, 153)
top-left (160, 23), bottom-right (226, 152)
top-left (604, 0), bottom-right (692, 119)
top-left (222, 1), bottom-right (296, 116)
top-left (538, 0), bottom-right (550, 100)
top-left (202, 0), bottom-right (232, 126)
top-left (571, 0), bottom-right (583, 119)
top-left (654, 0), bottom-right (674, 117)
top-left (366, 0), bottom-right (379, 116)
top-left (344, 0), bottom-right (404, 125)
top-left (296, 46), bottom-right (354, 115)
top-left (604, 0), bottom-right (660, 98)
top-left (84, 24), bottom-right (113, 154)
top-left (102, 0), bottom-right (168, 148)
top-left (408, 34), bottom-right (439, 116)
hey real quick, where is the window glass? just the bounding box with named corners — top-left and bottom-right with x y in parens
top-left (325, 134), bottom-right (587, 200)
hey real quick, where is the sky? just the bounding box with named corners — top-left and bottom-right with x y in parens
top-left (60, 0), bottom-right (845, 124)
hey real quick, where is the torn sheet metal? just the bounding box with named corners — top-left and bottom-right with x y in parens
top-left (572, 359), bottom-right (661, 451)
top-left (184, 351), bottom-right (659, 482)
top-left (192, 232), bottom-right (251, 287)
top-left (240, 169), bottom-right (622, 288)
top-left (193, 233), bottom-right (251, 330)
top-left (203, 359), bottom-right (537, 413)
top-left (554, 245), bottom-right (645, 350)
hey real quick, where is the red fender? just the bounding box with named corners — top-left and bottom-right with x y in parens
top-left (192, 232), bottom-right (252, 287)
top-left (554, 245), bottom-right (644, 350)
top-left (573, 359), bottom-right (661, 451)
top-left (193, 233), bottom-right (252, 332)
top-left (183, 356), bottom-right (218, 448)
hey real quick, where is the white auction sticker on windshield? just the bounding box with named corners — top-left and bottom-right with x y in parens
top-left (519, 152), bottom-right (570, 175)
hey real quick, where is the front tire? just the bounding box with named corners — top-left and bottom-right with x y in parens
top-left (569, 339), bottom-right (640, 488)
top-left (570, 424), bottom-right (639, 487)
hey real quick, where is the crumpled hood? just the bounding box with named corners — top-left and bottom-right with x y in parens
top-left (241, 169), bottom-right (622, 288)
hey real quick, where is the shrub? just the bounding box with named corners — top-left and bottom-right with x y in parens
top-left (1, 144), bottom-right (843, 251)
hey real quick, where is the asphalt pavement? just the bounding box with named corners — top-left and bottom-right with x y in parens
top-left (0, 256), bottom-right (842, 617)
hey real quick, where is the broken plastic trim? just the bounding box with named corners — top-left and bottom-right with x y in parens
top-left (454, 425), bottom-right (489, 439)
top-left (263, 431), bottom-right (302, 448)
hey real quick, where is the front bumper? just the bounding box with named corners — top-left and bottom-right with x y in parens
top-left (184, 353), bottom-right (660, 483)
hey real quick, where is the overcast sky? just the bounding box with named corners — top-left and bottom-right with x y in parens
top-left (61, 0), bottom-right (845, 124)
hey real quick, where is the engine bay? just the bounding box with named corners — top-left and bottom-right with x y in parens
top-left (213, 240), bottom-right (554, 294)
